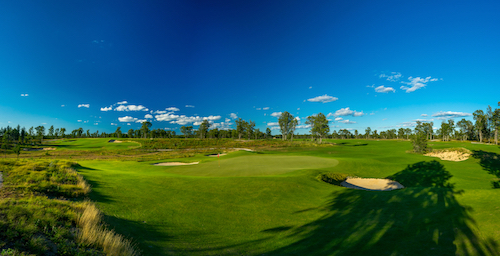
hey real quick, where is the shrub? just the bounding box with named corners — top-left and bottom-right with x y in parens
top-left (410, 134), bottom-right (430, 153)
top-left (317, 173), bottom-right (349, 186)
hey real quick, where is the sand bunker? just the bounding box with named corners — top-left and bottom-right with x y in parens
top-left (153, 162), bottom-right (199, 166)
top-left (23, 147), bottom-right (56, 151)
top-left (207, 153), bottom-right (227, 157)
top-left (108, 140), bottom-right (123, 143)
top-left (425, 150), bottom-right (470, 161)
top-left (341, 178), bottom-right (404, 191)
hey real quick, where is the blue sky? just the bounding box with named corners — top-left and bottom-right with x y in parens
top-left (1, 1), bottom-right (499, 134)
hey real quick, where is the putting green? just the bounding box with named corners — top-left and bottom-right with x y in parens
top-left (155, 155), bottom-right (339, 177)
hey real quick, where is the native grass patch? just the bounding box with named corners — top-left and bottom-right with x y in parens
top-left (0, 160), bottom-right (138, 256)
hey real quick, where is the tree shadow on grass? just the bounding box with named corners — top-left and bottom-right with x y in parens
top-left (103, 215), bottom-right (174, 255)
top-left (471, 150), bottom-right (500, 188)
top-left (74, 165), bottom-right (115, 204)
top-left (263, 160), bottom-right (498, 256)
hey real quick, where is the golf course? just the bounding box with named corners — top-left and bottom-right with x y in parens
top-left (34, 138), bottom-right (498, 255)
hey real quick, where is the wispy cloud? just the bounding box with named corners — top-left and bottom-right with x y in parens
top-left (338, 119), bottom-right (356, 124)
top-left (327, 107), bottom-right (364, 117)
top-left (413, 119), bottom-right (434, 122)
top-left (118, 116), bottom-right (138, 122)
top-left (431, 111), bottom-right (471, 119)
top-left (21, 94), bottom-right (29, 97)
top-left (100, 106), bottom-right (112, 111)
top-left (168, 115), bottom-right (221, 125)
top-left (375, 85), bottom-right (395, 93)
top-left (267, 122), bottom-right (279, 126)
top-left (334, 117), bottom-right (343, 121)
top-left (379, 72), bottom-right (402, 82)
top-left (400, 76), bottom-right (439, 93)
top-left (165, 107), bottom-right (180, 111)
top-left (307, 95), bottom-right (338, 103)
top-left (117, 101), bottom-right (128, 105)
top-left (297, 124), bottom-right (311, 129)
top-left (185, 105), bottom-right (195, 108)
top-left (263, 107), bottom-right (270, 110)
top-left (145, 114), bottom-right (153, 119)
top-left (421, 114), bottom-right (428, 117)
top-left (115, 105), bottom-right (149, 111)
top-left (230, 113), bottom-right (238, 119)
top-left (271, 112), bottom-right (282, 117)
top-left (78, 104), bottom-right (90, 108)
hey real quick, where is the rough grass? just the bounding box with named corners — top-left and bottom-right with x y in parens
top-left (0, 160), bottom-right (138, 256)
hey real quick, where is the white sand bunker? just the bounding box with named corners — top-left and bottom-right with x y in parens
top-left (425, 149), bottom-right (471, 161)
top-left (108, 140), bottom-right (123, 143)
top-left (153, 162), bottom-right (199, 166)
top-left (23, 147), bottom-right (56, 151)
top-left (207, 153), bottom-right (227, 157)
top-left (341, 178), bottom-right (404, 191)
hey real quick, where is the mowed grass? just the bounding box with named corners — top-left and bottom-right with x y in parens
top-left (49, 138), bottom-right (141, 150)
top-left (76, 139), bottom-right (500, 255)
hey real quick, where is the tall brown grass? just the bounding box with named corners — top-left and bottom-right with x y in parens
top-left (76, 201), bottom-right (139, 256)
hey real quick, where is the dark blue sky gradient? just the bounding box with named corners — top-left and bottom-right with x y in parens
top-left (1, 1), bottom-right (499, 133)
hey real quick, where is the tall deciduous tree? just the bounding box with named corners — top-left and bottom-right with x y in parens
top-left (278, 112), bottom-right (297, 141)
top-left (141, 121), bottom-right (152, 138)
top-left (235, 118), bottom-right (247, 140)
top-left (365, 127), bottom-right (371, 139)
top-left (306, 113), bottom-right (329, 144)
top-left (180, 126), bottom-right (193, 139)
top-left (265, 127), bottom-right (272, 139)
top-left (473, 110), bottom-right (486, 142)
top-left (199, 120), bottom-right (210, 139)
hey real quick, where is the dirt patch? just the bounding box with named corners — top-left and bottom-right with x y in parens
top-left (153, 162), bottom-right (199, 166)
top-left (425, 149), bottom-right (471, 161)
top-left (341, 178), bottom-right (404, 191)
top-left (233, 148), bottom-right (253, 152)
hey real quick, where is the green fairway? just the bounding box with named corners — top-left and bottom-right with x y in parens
top-left (152, 153), bottom-right (339, 177)
top-left (49, 138), bottom-right (141, 150)
top-left (76, 139), bottom-right (500, 255)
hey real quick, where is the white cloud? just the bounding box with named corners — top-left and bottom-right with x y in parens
top-left (296, 124), bottom-right (311, 129)
top-left (400, 122), bottom-right (416, 127)
top-left (111, 123), bottom-right (117, 126)
top-left (327, 107), bottom-right (364, 117)
top-left (421, 114), bottom-right (428, 117)
top-left (306, 94), bottom-right (338, 103)
top-left (100, 106), bottom-right (112, 111)
top-left (256, 108), bottom-right (261, 110)
top-left (431, 111), bottom-right (471, 119)
top-left (78, 104), bottom-right (90, 108)
top-left (263, 107), bottom-right (270, 110)
top-left (61, 105), bottom-right (65, 107)
top-left (115, 105), bottom-right (149, 111)
top-left (334, 117), bottom-right (343, 121)
top-left (77, 120), bottom-right (82, 122)
top-left (154, 110), bottom-right (167, 114)
top-left (118, 116), bottom-right (138, 122)
top-left (135, 119), bottom-right (147, 123)
top-left (338, 119), bottom-right (356, 124)
top-left (117, 101), bottom-right (128, 105)
top-left (379, 72), bottom-right (402, 82)
top-left (210, 121), bottom-right (233, 130)
top-left (271, 112), bottom-right (282, 117)
top-left (414, 119), bottom-right (434, 122)
top-left (145, 114), bottom-right (153, 119)
top-left (165, 107), bottom-right (180, 112)
top-left (267, 122), bottom-right (279, 126)
top-left (366, 84), bottom-right (375, 88)
top-left (309, 86), bottom-right (312, 89)
top-left (270, 127), bottom-right (281, 130)
top-left (295, 117), bottom-right (300, 121)
top-left (297, 108), bottom-right (300, 111)
top-left (230, 113), bottom-right (238, 119)
top-left (225, 118), bottom-right (231, 122)
top-left (375, 85), bottom-right (395, 93)
top-left (21, 94), bottom-right (29, 97)
top-left (155, 113), bottom-right (180, 122)
top-left (94, 123), bottom-right (99, 125)
top-left (400, 76), bottom-right (439, 93)
top-left (185, 105), bottom-right (195, 108)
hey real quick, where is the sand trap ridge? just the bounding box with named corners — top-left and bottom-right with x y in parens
top-left (207, 153), bottom-right (227, 157)
top-left (341, 178), bottom-right (404, 191)
top-left (425, 149), bottom-right (471, 161)
top-left (108, 140), bottom-right (123, 143)
top-left (153, 162), bottom-right (199, 166)
top-left (23, 147), bottom-right (56, 151)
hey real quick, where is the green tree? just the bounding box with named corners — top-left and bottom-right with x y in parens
top-left (180, 126), bottom-right (193, 139)
top-left (265, 127), bottom-right (272, 139)
top-left (235, 118), bottom-right (247, 140)
top-left (12, 144), bottom-right (21, 159)
top-left (35, 126), bottom-right (45, 143)
top-left (306, 113), bottom-right (329, 144)
top-left (128, 129), bottom-right (134, 138)
top-left (141, 121), bottom-right (152, 138)
top-left (492, 108), bottom-right (500, 145)
top-left (48, 125), bottom-right (54, 138)
top-left (245, 120), bottom-right (255, 140)
top-left (59, 128), bottom-right (66, 139)
top-left (278, 112), bottom-right (297, 141)
top-left (199, 120), bottom-right (210, 139)
top-left (473, 110), bottom-right (486, 142)
top-left (115, 127), bottom-right (122, 138)
top-left (412, 121), bottom-right (429, 153)
top-left (365, 127), bottom-right (371, 139)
